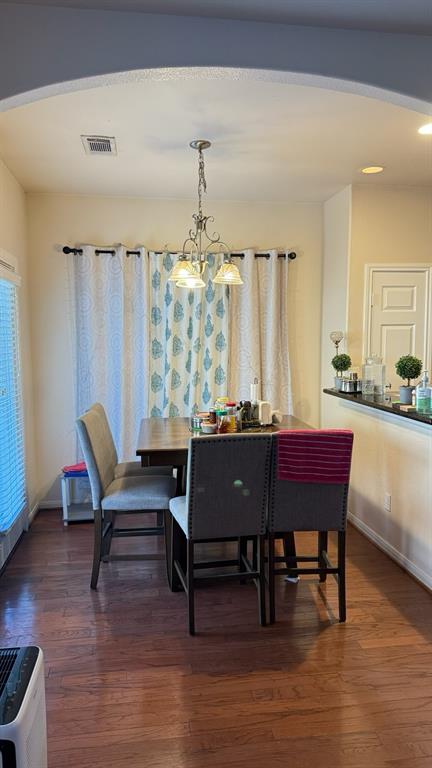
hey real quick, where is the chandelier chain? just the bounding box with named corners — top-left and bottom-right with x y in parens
top-left (197, 149), bottom-right (207, 219)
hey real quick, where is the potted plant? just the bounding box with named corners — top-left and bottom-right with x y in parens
top-left (332, 353), bottom-right (352, 391)
top-left (395, 355), bottom-right (422, 404)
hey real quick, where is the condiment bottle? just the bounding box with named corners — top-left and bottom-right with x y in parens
top-left (208, 407), bottom-right (217, 425)
top-left (226, 402), bottom-right (237, 432)
top-left (216, 410), bottom-right (229, 434)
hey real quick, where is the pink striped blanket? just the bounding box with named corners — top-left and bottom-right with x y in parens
top-left (277, 430), bottom-right (353, 484)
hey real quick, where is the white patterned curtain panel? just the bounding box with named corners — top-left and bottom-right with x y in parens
top-left (148, 252), bottom-right (229, 417)
top-left (229, 250), bottom-right (292, 415)
top-left (73, 245), bottom-right (150, 460)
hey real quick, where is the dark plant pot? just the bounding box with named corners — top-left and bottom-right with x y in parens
top-left (399, 385), bottom-right (414, 404)
top-left (334, 377), bottom-right (343, 391)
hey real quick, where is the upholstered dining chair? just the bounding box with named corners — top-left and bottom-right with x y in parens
top-left (76, 409), bottom-right (176, 589)
top-left (168, 433), bottom-right (272, 635)
top-left (268, 430), bottom-right (354, 624)
top-left (89, 402), bottom-right (173, 526)
top-left (90, 402), bottom-right (173, 478)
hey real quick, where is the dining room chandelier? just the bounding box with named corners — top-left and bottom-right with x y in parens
top-left (168, 139), bottom-right (243, 288)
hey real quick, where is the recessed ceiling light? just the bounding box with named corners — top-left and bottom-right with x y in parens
top-left (418, 123), bottom-right (432, 135)
top-left (361, 166), bottom-right (384, 175)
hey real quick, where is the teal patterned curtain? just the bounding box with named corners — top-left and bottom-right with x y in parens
top-left (149, 252), bottom-right (229, 417)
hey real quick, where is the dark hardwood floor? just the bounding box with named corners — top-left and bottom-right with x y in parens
top-left (1, 510), bottom-right (432, 767)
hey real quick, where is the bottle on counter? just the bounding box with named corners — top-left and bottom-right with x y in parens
top-left (415, 371), bottom-right (431, 414)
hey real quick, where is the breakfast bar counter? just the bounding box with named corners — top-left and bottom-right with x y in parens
top-left (322, 387), bottom-right (432, 592)
top-left (323, 388), bottom-right (432, 426)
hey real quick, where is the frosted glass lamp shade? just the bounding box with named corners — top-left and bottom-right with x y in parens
top-left (168, 257), bottom-right (197, 281)
top-left (176, 274), bottom-right (206, 288)
top-left (213, 261), bottom-right (243, 285)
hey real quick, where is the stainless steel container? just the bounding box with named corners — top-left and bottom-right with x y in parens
top-left (341, 378), bottom-right (362, 393)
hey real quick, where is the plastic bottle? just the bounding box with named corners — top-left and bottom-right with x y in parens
top-left (415, 371), bottom-right (431, 414)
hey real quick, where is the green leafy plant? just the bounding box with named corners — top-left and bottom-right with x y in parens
top-left (331, 353), bottom-right (352, 377)
top-left (395, 355), bottom-right (422, 386)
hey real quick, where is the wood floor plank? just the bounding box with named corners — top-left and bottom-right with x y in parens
top-left (0, 511), bottom-right (431, 767)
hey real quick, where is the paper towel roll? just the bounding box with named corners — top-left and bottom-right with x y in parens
top-left (250, 382), bottom-right (258, 402)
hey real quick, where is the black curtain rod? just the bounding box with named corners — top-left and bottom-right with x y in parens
top-left (62, 246), bottom-right (297, 260)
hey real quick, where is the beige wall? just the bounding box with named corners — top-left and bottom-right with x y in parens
top-left (321, 186), bottom-right (351, 396)
top-left (27, 193), bottom-right (322, 504)
top-left (348, 185), bottom-right (432, 365)
top-left (0, 157), bottom-right (36, 512)
top-left (321, 183), bottom-right (432, 589)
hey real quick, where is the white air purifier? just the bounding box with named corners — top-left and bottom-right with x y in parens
top-left (0, 647), bottom-right (47, 768)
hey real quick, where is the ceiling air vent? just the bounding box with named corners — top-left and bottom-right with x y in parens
top-left (81, 135), bottom-right (117, 156)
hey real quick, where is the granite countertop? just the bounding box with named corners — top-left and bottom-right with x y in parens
top-left (323, 388), bottom-right (432, 426)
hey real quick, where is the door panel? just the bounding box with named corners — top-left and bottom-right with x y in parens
top-left (369, 269), bottom-right (429, 385)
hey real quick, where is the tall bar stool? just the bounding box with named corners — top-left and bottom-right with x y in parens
top-left (268, 429), bottom-right (354, 623)
top-left (168, 434), bottom-right (272, 635)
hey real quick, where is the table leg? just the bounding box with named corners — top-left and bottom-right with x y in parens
top-left (283, 532), bottom-right (297, 569)
top-left (171, 515), bottom-right (186, 592)
top-left (164, 510), bottom-right (173, 590)
top-left (176, 465), bottom-right (185, 496)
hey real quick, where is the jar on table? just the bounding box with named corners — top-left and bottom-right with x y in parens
top-left (215, 397), bottom-right (229, 412)
top-left (216, 410), bottom-right (229, 434)
top-left (208, 407), bottom-right (217, 425)
top-left (226, 402), bottom-right (238, 433)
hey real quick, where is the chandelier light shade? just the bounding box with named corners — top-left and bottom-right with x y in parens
top-left (176, 273), bottom-right (206, 289)
top-left (213, 257), bottom-right (243, 285)
top-left (167, 256), bottom-right (197, 282)
top-left (169, 139), bottom-right (243, 288)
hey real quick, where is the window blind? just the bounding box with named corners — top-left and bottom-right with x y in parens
top-left (0, 277), bottom-right (26, 533)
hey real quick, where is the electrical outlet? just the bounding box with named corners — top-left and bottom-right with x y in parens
top-left (384, 493), bottom-right (391, 512)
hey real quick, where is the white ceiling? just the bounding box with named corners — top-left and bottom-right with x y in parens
top-left (0, 78), bottom-right (431, 202)
top-left (6, 0), bottom-right (432, 34)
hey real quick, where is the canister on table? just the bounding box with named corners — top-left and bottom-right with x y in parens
top-left (226, 401), bottom-right (238, 432)
top-left (216, 409), bottom-right (229, 434)
top-left (208, 407), bottom-right (217, 424)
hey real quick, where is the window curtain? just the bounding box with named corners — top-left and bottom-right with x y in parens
top-left (148, 252), bottom-right (229, 417)
top-left (73, 245), bottom-right (150, 459)
top-left (73, 246), bottom-right (292, 462)
top-left (229, 249), bottom-right (292, 415)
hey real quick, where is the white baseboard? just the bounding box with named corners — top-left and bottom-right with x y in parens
top-left (348, 511), bottom-right (432, 591)
top-left (38, 500), bottom-right (63, 509)
top-left (27, 501), bottom-right (40, 528)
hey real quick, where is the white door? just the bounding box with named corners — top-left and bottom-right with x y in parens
top-left (367, 268), bottom-right (430, 385)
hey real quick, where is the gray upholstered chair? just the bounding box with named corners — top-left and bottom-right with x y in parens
top-left (90, 402), bottom-right (173, 479)
top-left (76, 409), bottom-right (176, 589)
top-left (169, 433), bottom-right (272, 635)
top-left (268, 431), bottom-right (353, 624)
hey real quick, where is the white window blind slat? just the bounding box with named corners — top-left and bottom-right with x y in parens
top-left (0, 278), bottom-right (26, 533)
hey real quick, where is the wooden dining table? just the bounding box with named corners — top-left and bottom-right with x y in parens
top-left (136, 415), bottom-right (310, 483)
top-left (136, 415), bottom-right (310, 588)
